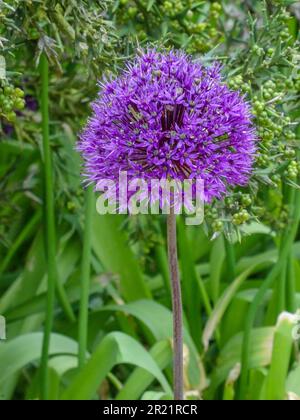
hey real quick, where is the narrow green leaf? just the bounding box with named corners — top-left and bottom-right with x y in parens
top-left (61, 332), bottom-right (172, 400)
top-left (92, 214), bottom-right (151, 301)
top-left (97, 299), bottom-right (204, 388)
top-left (264, 312), bottom-right (296, 400)
top-left (116, 340), bottom-right (172, 400)
top-left (286, 361), bottom-right (300, 397)
top-left (147, 0), bottom-right (155, 11)
top-left (209, 327), bottom-right (274, 396)
top-left (209, 235), bottom-right (225, 303)
top-left (178, 218), bottom-right (202, 347)
top-left (0, 333), bottom-right (79, 387)
top-left (203, 266), bottom-right (256, 351)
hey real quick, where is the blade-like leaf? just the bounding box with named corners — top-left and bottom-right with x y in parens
top-left (203, 266), bottom-right (256, 351)
top-left (209, 327), bottom-right (274, 394)
top-left (92, 214), bottom-right (151, 301)
top-left (61, 332), bottom-right (171, 400)
top-left (0, 333), bottom-right (79, 387)
top-left (96, 299), bottom-right (205, 388)
top-left (116, 340), bottom-right (172, 400)
top-left (263, 312), bottom-right (296, 400)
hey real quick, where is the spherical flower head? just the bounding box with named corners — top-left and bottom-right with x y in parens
top-left (78, 49), bottom-right (256, 203)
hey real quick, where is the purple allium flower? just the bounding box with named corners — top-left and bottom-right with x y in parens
top-left (78, 49), bottom-right (256, 202)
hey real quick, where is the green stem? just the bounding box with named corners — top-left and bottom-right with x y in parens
top-left (286, 256), bottom-right (296, 313)
top-left (239, 191), bottom-right (300, 400)
top-left (276, 186), bottom-right (295, 316)
top-left (39, 53), bottom-right (56, 400)
top-left (55, 277), bottom-right (76, 323)
top-left (224, 237), bottom-right (236, 281)
top-left (78, 186), bottom-right (94, 368)
top-left (285, 187), bottom-right (296, 314)
top-left (276, 259), bottom-right (287, 314)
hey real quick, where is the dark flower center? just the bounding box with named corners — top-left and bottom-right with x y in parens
top-left (161, 104), bottom-right (185, 132)
top-left (159, 104), bottom-right (186, 149)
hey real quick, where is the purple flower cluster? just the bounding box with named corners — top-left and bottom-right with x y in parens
top-left (78, 49), bottom-right (256, 202)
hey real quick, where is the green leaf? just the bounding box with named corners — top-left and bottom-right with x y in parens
top-left (147, 0), bottom-right (155, 11)
top-left (0, 232), bottom-right (46, 315)
top-left (223, 363), bottom-right (241, 401)
top-left (287, 361), bottom-right (300, 397)
top-left (0, 333), bottom-right (79, 387)
top-left (209, 327), bottom-right (274, 395)
top-left (0, 55), bottom-right (6, 79)
top-left (141, 391), bottom-right (172, 400)
top-left (178, 218), bottom-right (202, 347)
top-left (203, 266), bottom-right (255, 351)
top-left (4, 239), bottom-right (80, 323)
top-left (240, 222), bottom-right (273, 236)
top-left (263, 312), bottom-right (296, 400)
top-left (116, 340), bottom-right (172, 400)
top-left (97, 299), bottom-right (204, 388)
top-left (49, 355), bottom-right (79, 377)
top-left (247, 368), bottom-right (267, 400)
top-left (92, 214), bottom-right (151, 301)
top-left (61, 332), bottom-right (171, 400)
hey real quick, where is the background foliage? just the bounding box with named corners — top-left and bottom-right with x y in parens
top-left (0, 0), bottom-right (300, 400)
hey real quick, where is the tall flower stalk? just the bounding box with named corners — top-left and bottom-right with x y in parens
top-left (167, 209), bottom-right (184, 400)
top-left (39, 53), bottom-right (57, 400)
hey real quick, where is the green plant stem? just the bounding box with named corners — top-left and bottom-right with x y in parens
top-left (273, 186), bottom-right (296, 319)
top-left (286, 256), bottom-right (296, 313)
top-left (78, 186), bottom-right (94, 368)
top-left (224, 237), bottom-right (236, 281)
top-left (107, 373), bottom-right (123, 392)
top-left (277, 259), bottom-right (287, 314)
top-left (239, 191), bottom-right (300, 400)
top-left (167, 210), bottom-right (184, 400)
top-left (285, 187), bottom-right (296, 314)
top-left (39, 53), bottom-right (56, 400)
top-left (55, 276), bottom-right (76, 323)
